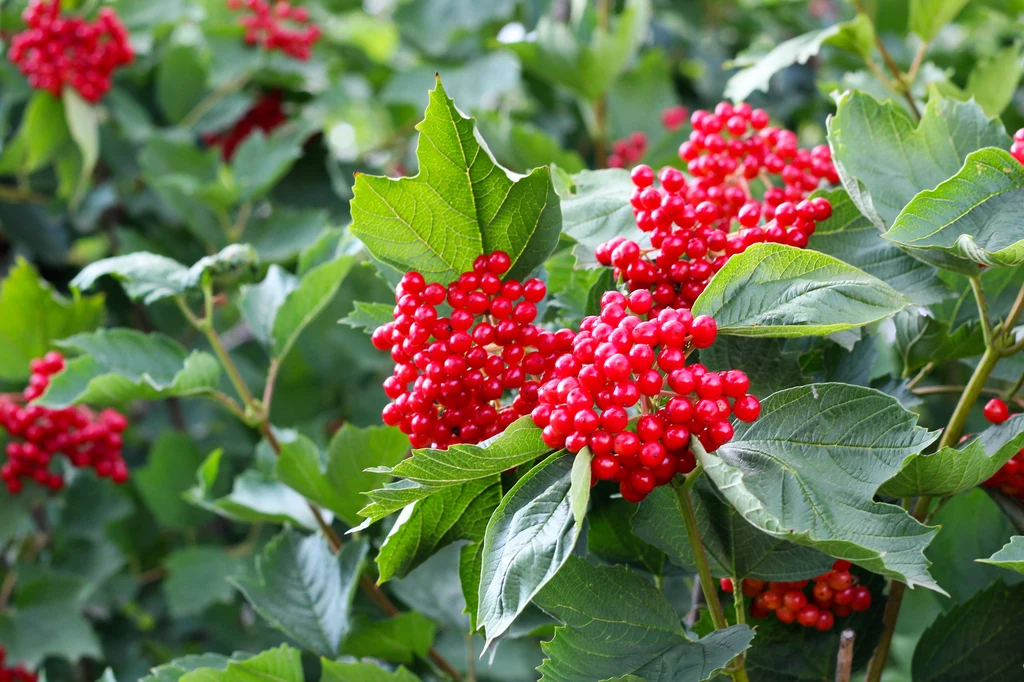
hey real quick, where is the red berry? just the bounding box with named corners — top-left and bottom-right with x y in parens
top-left (984, 398), bottom-right (1010, 424)
top-left (796, 605), bottom-right (820, 628)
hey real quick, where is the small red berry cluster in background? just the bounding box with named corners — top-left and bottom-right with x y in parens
top-left (371, 252), bottom-right (570, 449)
top-left (722, 560), bottom-right (873, 631)
top-left (8, 0), bottom-right (134, 103)
top-left (981, 398), bottom-right (1024, 498)
top-left (530, 292), bottom-right (760, 502)
top-left (227, 0), bottom-right (320, 61)
top-left (661, 105), bottom-right (689, 132)
top-left (597, 102), bottom-right (836, 315)
top-left (0, 352), bottom-right (129, 494)
top-left (1012, 129), bottom-right (1024, 165)
top-left (607, 106), bottom-right (691, 168)
top-left (203, 92), bottom-right (288, 161)
top-left (0, 648), bottom-right (37, 682)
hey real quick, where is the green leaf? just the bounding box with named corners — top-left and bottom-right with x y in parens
top-left (11, 91), bottom-right (70, 173)
top-left (0, 258), bottom-right (105, 381)
top-left (142, 654), bottom-right (247, 682)
top-left (691, 243), bottom-right (910, 337)
top-left (827, 91), bottom-right (1011, 231)
top-left (241, 208), bottom-right (332, 264)
top-left (698, 336), bottom-right (808, 400)
top-left (320, 661), bottom-right (420, 682)
top-left (376, 476), bottom-right (500, 583)
top-left (156, 44), bottom-right (209, 124)
top-left (163, 547), bottom-right (244, 618)
top-left (350, 78), bottom-right (561, 285)
top-left (0, 575), bottom-right (101, 665)
top-left (725, 14), bottom-right (874, 102)
top-left (271, 255), bottom-right (356, 361)
top-left (979, 536), bottom-right (1024, 574)
top-left (179, 646), bottom-right (302, 682)
top-left (231, 127), bottom-right (305, 201)
top-left (807, 187), bottom-right (950, 306)
top-left (964, 43), bottom-right (1023, 117)
top-left (239, 265), bottom-right (299, 348)
top-left (884, 148), bottom-right (1024, 269)
top-left (633, 479), bottom-right (834, 581)
top-left (233, 530), bottom-right (366, 657)
top-left (360, 417), bottom-right (552, 522)
top-left (881, 413), bottom-right (1024, 497)
top-left (893, 309), bottom-right (983, 373)
top-left (36, 329), bottom-right (221, 408)
top-left (380, 53), bottom-right (520, 112)
top-left (697, 383), bottom-right (943, 590)
top-left (341, 301), bottom-right (395, 333)
top-left (912, 580), bottom-right (1024, 681)
top-left (557, 169), bottom-right (645, 268)
top-left (587, 500), bottom-right (665, 573)
top-left (394, 0), bottom-right (515, 55)
top-left (62, 89), bottom-right (100, 205)
top-left (909, 0), bottom-right (971, 41)
top-left (478, 452), bottom-right (587, 647)
top-left (276, 424), bottom-right (409, 528)
top-left (534, 557), bottom-right (754, 682)
top-left (135, 432), bottom-right (210, 529)
top-left (475, 112), bottom-right (586, 175)
top-left (340, 613), bottom-right (436, 664)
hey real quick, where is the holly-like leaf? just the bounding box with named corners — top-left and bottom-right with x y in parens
top-left (277, 425), bottom-right (408, 528)
top-left (691, 244), bottom-right (910, 337)
top-left (163, 547), bottom-right (244, 618)
top-left (233, 530), bottom-right (367, 657)
top-left (135, 432), bottom-right (210, 529)
top-left (320, 661), bottom-right (421, 682)
top-left (909, 0), bottom-right (971, 41)
top-left (884, 148), bottom-right (1024, 269)
top-left (633, 479), bottom-right (835, 581)
top-left (534, 557), bottom-right (754, 682)
top-left (881, 413), bottom-right (1024, 497)
top-left (0, 258), bottom-right (105, 381)
top-left (827, 91), bottom-right (1010, 232)
top-left (350, 78), bottom-right (561, 284)
top-left (341, 302), bottom-right (395, 333)
top-left (697, 383), bottom-right (943, 591)
top-left (340, 613), bottom-right (436, 664)
top-left (36, 329), bottom-right (221, 408)
top-left (557, 169), bottom-right (646, 268)
top-left (979, 536), bottom-right (1024, 575)
top-left (178, 647), bottom-right (302, 682)
top-left (912, 580), bottom-right (1024, 681)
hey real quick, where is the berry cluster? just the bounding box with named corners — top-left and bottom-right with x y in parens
top-left (371, 253), bottom-right (568, 449)
top-left (607, 106), bottom-right (691, 168)
top-left (204, 92), bottom-right (288, 160)
top-left (596, 102), bottom-right (836, 315)
top-left (981, 398), bottom-right (1024, 498)
top-left (227, 0), bottom-right (320, 60)
top-left (8, 0), bottom-right (134, 103)
top-left (530, 291), bottom-right (760, 502)
top-left (0, 649), bottom-right (36, 682)
top-left (661, 105), bottom-right (689, 132)
top-left (0, 352), bottom-right (128, 494)
top-left (1012, 129), bottom-right (1024, 165)
top-left (722, 560), bottom-right (873, 631)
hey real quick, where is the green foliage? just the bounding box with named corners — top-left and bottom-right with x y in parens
top-left (979, 536), bottom-right (1024, 574)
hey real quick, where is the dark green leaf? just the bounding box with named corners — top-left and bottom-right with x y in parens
top-left (271, 255), bottom-right (356, 360)
top-left (135, 432), bottom-right (210, 529)
top-left (341, 301), bottom-right (394, 333)
top-left (163, 547), bottom-right (244, 617)
top-left (340, 613), bottom-right (436, 664)
top-left (893, 309), bottom-right (983, 373)
top-left (231, 127), bottom-right (306, 201)
top-left (588, 500), bottom-right (665, 574)
top-left (699, 336), bottom-right (808, 399)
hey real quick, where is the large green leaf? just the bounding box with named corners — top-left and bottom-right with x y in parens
top-left (233, 530), bottom-right (366, 657)
top-left (239, 265), bottom-right (299, 348)
top-left (909, 0), bottom-right (971, 41)
top-left (690, 244), bottom-right (910, 337)
top-left (587, 500), bottom-right (665, 574)
top-left (697, 383), bottom-right (943, 590)
top-left (963, 43), bottom-right (1024, 117)
top-left (340, 613), bottom-right (436, 664)
top-left (827, 91), bottom-right (1010, 232)
top-left (277, 425), bottom-right (408, 528)
top-left (881, 413), bottom-right (1024, 497)
top-left (360, 417), bottom-right (552, 522)
top-left (0, 258), bottom-right (105, 381)
top-left (478, 452), bottom-right (588, 648)
top-left (979, 536), bottom-right (1024, 575)
top-left (163, 547), bottom-right (244, 617)
top-left (178, 647), bottom-right (302, 682)
top-left (893, 309), bottom-right (983, 373)
top-left (884, 149), bottom-right (1024, 269)
top-left (534, 557), bottom-right (754, 682)
top-left (271, 256), bottom-right (356, 361)
top-left (135, 432), bottom-right (210, 529)
top-left (632, 479), bottom-right (834, 581)
top-left (557, 169), bottom-right (646, 267)
top-left (0, 575), bottom-right (101, 666)
top-left (912, 581), bottom-right (1024, 681)
top-left (350, 78), bottom-right (561, 284)
top-left (394, 0), bottom-right (515, 55)
top-left (320, 660), bottom-right (420, 682)
top-left (36, 329), bottom-right (221, 408)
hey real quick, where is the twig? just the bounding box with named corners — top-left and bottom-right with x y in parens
top-left (180, 73), bottom-right (251, 129)
top-left (0, 571), bottom-right (17, 610)
top-left (852, 0), bottom-right (920, 118)
top-left (836, 629), bottom-right (855, 682)
top-left (906, 41), bottom-right (929, 85)
top-left (905, 362), bottom-right (933, 389)
top-left (592, 0), bottom-right (610, 168)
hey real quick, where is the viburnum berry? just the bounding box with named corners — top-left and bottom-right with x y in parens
top-left (1011, 128), bottom-right (1024, 165)
top-left (372, 252), bottom-right (568, 449)
top-left (228, 0), bottom-right (321, 60)
top-left (736, 560), bottom-right (873, 631)
top-left (661, 105), bottom-right (689, 132)
top-left (607, 107), bottom-right (692, 168)
top-left (8, 0), bottom-right (134, 103)
top-left (0, 648), bottom-right (38, 682)
top-left (203, 91), bottom-right (289, 161)
top-left (983, 397), bottom-right (1010, 424)
top-left (0, 352), bottom-right (129, 494)
top-left (982, 397), bottom-right (1024, 498)
top-left (530, 293), bottom-right (760, 502)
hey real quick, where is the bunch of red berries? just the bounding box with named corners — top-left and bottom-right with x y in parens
top-left (661, 105), bottom-right (689, 132)
top-left (596, 102), bottom-right (836, 315)
top-left (371, 252), bottom-right (570, 449)
top-left (227, 0), bottom-right (320, 61)
top-left (1012, 129), bottom-right (1024, 165)
top-left (722, 560), bottom-right (873, 631)
top-left (0, 352), bottom-right (129, 494)
top-left (530, 291), bottom-right (760, 502)
top-left (608, 132), bottom-right (648, 169)
top-left (204, 92), bottom-right (288, 160)
top-left (980, 398), bottom-right (1024, 498)
top-left (8, 0), bottom-right (134, 103)
top-left (0, 648), bottom-right (37, 682)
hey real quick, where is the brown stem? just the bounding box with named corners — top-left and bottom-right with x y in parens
top-left (836, 629), bottom-right (856, 682)
top-left (592, 0), bottom-right (610, 168)
top-left (853, 0), bottom-right (921, 118)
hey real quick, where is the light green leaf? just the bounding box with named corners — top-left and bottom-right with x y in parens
top-left (239, 265), bottom-right (299, 348)
top-left (141, 654), bottom-right (248, 682)
top-left (179, 646), bottom-right (302, 682)
top-left (882, 413), bottom-right (1024, 497)
top-left (0, 257), bottom-right (105, 381)
top-left (351, 78), bottom-right (561, 284)
top-left (231, 127), bottom-right (305, 201)
top-left (233, 530), bottom-right (366, 657)
top-left (557, 169), bottom-right (646, 268)
top-left (979, 536), bottom-right (1024, 574)
top-left (12, 91), bottom-right (70, 173)
top-left (36, 329), bottom-right (221, 408)
top-left (534, 557), bottom-right (754, 682)
top-left (320, 661), bottom-right (420, 682)
top-left (478, 453), bottom-right (587, 648)
top-left (163, 547), bottom-right (243, 617)
top-left (341, 301), bottom-right (394, 333)
top-left (691, 243), bottom-right (910, 337)
top-left (156, 44), bottom-right (209, 124)
top-left (340, 613), bottom-right (436, 664)
top-left (62, 89), bottom-right (99, 205)
top-left (475, 112), bottom-right (586, 175)
top-left (697, 383), bottom-right (943, 591)
top-left (271, 256), bottom-right (356, 361)
top-left (135, 432), bottom-right (210, 529)
top-left (380, 52), bottom-right (520, 112)
top-left (964, 43), bottom-right (1023, 117)
top-left (910, 0), bottom-right (971, 41)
